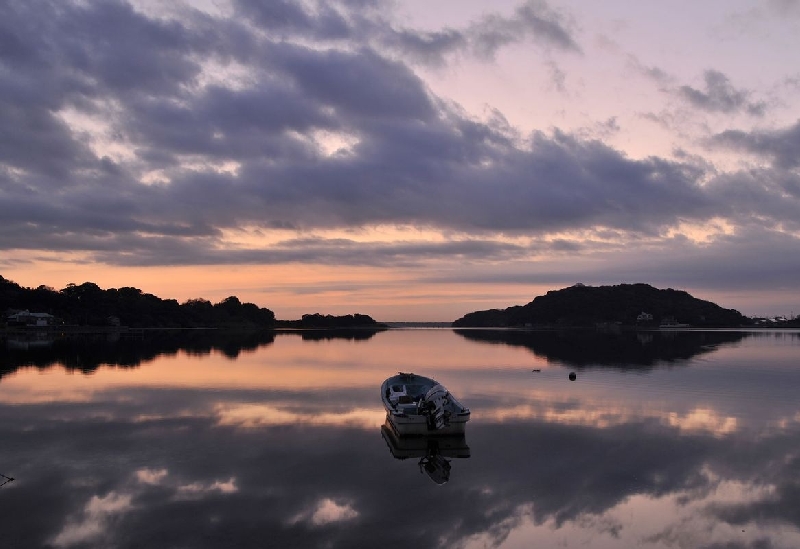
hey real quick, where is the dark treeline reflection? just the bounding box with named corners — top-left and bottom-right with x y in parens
top-left (454, 328), bottom-right (753, 368)
top-left (0, 328), bottom-right (387, 379)
top-left (0, 330), bottom-right (277, 378)
top-left (2, 400), bottom-right (799, 548)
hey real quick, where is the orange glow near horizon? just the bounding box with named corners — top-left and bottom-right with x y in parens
top-left (3, 203), bottom-right (793, 324)
top-left (6, 255), bottom-right (798, 321)
top-left (0, 255), bottom-right (555, 321)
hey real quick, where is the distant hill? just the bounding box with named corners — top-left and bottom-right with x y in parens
top-left (452, 283), bottom-right (751, 328)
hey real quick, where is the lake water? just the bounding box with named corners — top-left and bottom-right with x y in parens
top-left (1, 328), bottom-right (800, 548)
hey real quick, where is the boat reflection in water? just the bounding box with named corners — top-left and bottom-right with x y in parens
top-left (381, 420), bottom-right (470, 485)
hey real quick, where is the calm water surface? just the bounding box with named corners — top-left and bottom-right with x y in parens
top-left (1, 328), bottom-right (799, 548)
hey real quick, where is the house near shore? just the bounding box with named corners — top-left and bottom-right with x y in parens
top-left (6, 310), bottom-right (56, 327)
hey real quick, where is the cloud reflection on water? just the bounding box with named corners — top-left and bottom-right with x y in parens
top-left (1, 330), bottom-right (799, 548)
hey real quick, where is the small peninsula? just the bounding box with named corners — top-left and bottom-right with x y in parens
top-left (275, 313), bottom-right (387, 329)
top-left (452, 283), bottom-right (751, 328)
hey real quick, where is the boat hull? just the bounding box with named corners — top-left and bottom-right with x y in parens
top-left (381, 420), bottom-right (470, 459)
top-left (385, 412), bottom-right (469, 436)
top-left (381, 373), bottom-right (470, 436)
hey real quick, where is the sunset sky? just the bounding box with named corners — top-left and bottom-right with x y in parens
top-left (2, 0), bottom-right (799, 320)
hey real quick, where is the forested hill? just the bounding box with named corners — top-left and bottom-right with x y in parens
top-left (276, 313), bottom-right (387, 329)
top-left (0, 276), bottom-right (275, 329)
top-left (453, 283), bottom-right (751, 328)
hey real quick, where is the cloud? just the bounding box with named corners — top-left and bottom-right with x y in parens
top-left (287, 498), bottom-right (360, 527)
top-left (679, 70), bottom-right (766, 116)
top-left (0, 0), bottom-right (798, 308)
top-left (136, 468), bottom-right (169, 485)
top-left (51, 492), bottom-right (133, 547)
top-left (709, 120), bottom-right (800, 169)
top-left (626, 55), bottom-right (674, 87)
top-left (612, 227), bottom-right (800, 290)
top-left (0, 1), bottom-right (693, 251)
top-left (142, 122), bottom-right (714, 238)
top-left (231, 0), bottom-right (579, 66)
top-left (175, 478), bottom-right (238, 500)
top-left (382, 27), bottom-right (467, 67)
top-left (233, 0), bottom-right (354, 40)
top-left (468, 0), bottom-right (582, 59)
top-left (0, 0), bottom-right (718, 246)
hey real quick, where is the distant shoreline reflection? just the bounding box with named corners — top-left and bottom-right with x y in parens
top-left (4, 328), bottom-right (788, 378)
top-left (0, 328), bottom-right (387, 379)
top-left (454, 328), bottom-right (760, 368)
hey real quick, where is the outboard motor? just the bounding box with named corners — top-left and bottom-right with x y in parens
top-left (419, 454), bottom-right (451, 485)
top-left (420, 384), bottom-right (449, 430)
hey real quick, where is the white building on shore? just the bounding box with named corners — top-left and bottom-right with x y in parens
top-left (6, 310), bottom-right (56, 326)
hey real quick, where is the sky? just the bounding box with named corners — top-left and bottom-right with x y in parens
top-left (1, 0), bottom-right (799, 321)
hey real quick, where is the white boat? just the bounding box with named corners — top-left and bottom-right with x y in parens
top-left (381, 372), bottom-right (470, 436)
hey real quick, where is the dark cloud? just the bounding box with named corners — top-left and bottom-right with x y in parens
top-left (382, 27), bottom-right (467, 66)
top-left (81, 236), bottom-right (528, 268)
top-left (469, 0), bottom-right (582, 59)
top-left (231, 0), bottom-right (578, 66)
top-left (529, 226), bottom-right (800, 293)
top-left (515, 0), bottom-right (582, 51)
top-left (0, 0), bottom-right (686, 245)
top-left (234, 0), bottom-right (347, 37)
top-left (270, 43), bottom-right (437, 121)
top-left (679, 70), bottom-right (766, 115)
top-left (709, 121), bottom-right (800, 169)
top-left (0, 0), bottom-right (797, 293)
top-left (0, 94), bottom-right (93, 178)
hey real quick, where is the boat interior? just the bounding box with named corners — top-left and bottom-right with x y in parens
top-left (385, 379), bottom-right (435, 416)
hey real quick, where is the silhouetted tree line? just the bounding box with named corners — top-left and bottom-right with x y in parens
top-left (0, 276), bottom-right (275, 329)
top-left (277, 313), bottom-right (387, 329)
top-left (453, 283), bottom-right (751, 328)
